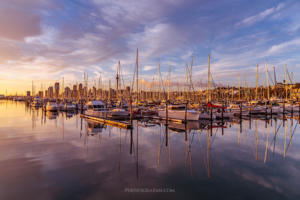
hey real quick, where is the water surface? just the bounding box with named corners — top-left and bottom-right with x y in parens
top-left (0, 101), bottom-right (299, 200)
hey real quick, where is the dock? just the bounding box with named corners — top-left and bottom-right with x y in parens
top-left (151, 116), bottom-right (184, 123)
top-left (80, 114), bottom-right (132, 129)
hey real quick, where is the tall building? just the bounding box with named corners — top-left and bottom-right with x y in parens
top-left (92, 86), bottom-right (96, 98)
top-left (54, 82), bottom-right (60, 98)
top-left (65, 87), bottom-right (71, 99)
top-left (79, 83), bottom-right (83, 98)
top-left (72, 85), bottom-right (77, 98)
top-left (48, 86), bottom-right (54, 98)
top-left (38, 91), bottom-right (43, 98)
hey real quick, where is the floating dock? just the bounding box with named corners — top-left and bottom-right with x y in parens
top-left (80, 114), bottom-right (132, 129)
top-left (151, 116), bottom-right (184, 123)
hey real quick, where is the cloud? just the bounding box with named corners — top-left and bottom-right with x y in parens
top-left (0, 7), bottom-right (41, 40)
top-left (143, 65), bottom-right (156, 71)
top-left (1, 0), bottom-right (300, 94)
top-left (267, 38), bottom-right (300, 55)
top-left (237, 3), bottom-right (285, 27)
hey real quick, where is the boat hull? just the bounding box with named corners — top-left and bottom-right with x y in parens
top-left (158, 110), bottom-right (199, 121)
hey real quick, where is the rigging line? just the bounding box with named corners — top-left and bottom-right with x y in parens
top-left (186, 65), bottom-right (196, 94)
top-left (130, 64), bottom-right (136, 94)
top-left (267, 70), bottom-right (274, 85)
top-left (158, 68), bottom-right (168, 100)
top-left (286, 68), bottom-right (292, 83)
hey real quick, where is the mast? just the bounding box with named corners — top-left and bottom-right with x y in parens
top-left (109, 79), bottom-right (111, 101)
top-left (186, 62), bottom-right (189, 101)
top-left (207, 54), bottom-right (210, 102)
top-left (99, 73), bottom-right (102, 100)
top-left (62, 76), bottom-right (64, 101)
top-left (285, 64), bottom-right (287, 101)
top-left (116, 61), bottom-right (120, 100)
top-left (168, 60), bottom-right (171, 101)
top-left (265, 61), bottom-right (270, 100)
top-left (158, 60), bottom-right (161, 101)
top-left (256, 64), bottom-right (259, 100)
top-left (273, 67), bottom-right (277, 98)
top-left (136, 48), bottom-right (139, 104)
top-left (238, 73), bottom-right (241, 101)
top-left (84, 72), bottom-right (88, 101)
top-left (97, 75), bottom-right (100, 99)
top-left (32, 80), bottom-right (34, 97)
top-left (290, 72), bottom-right (293, 100)
top-left (190, 56), bottom-right (194, 102)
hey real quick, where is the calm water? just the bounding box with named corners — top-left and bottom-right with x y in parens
top-left (0, 101), bottom-right (299, 200)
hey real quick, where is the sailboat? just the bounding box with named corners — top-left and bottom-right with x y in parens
top-left (85, 100), bottom-right (108, 117)
top-left (109, 60), bottom-right (130, 119)
top-left (45, 101), bottom-right (58, 112)
top-left (158, 104), bottom-right (200, 121)
top-left (31, 96), bottom-right (42, 107)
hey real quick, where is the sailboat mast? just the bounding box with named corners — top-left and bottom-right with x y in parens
top-left (186, 62), bottom-right (189, 101)
top-left (238, 73), bottom-right (241, 101)
top-left (256, 64), bottom-right (259, 100)
top-left (285, 64), bottom-right (287, 101)
top-left (32, 80), bottom-right (34, 97)
top-left (265, 62), bottom-right (270, 100)
top-left (62, 77), bottom-right (64, 101)
top-left (273, 66), bottom-right (277, 98)
top-left (158, 60), bottom-right (161, 101)
top-left (168, 60), bottom-right (171, 101)
top-left (190, 56), bottom-right (193, 102)
top-left (207, 54), bottom-right (210, 102)
top-left (116, 61), bottom-right (120, 100)
top-left (136, 49), bottom-right (139, 104)
top-left (109, 79), bottom-right (111, 101)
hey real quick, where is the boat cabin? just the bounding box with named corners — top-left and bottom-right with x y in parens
top-left (86, 100), bottom-right (106, 111)
top-left (169, 104), bottom-right (186, 110)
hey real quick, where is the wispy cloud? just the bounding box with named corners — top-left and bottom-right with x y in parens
top-left (237, 3), bottom-right (285, 27)
top-left (267, 38), bottom-right (300, 55)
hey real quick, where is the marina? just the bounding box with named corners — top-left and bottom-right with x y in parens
top-left (1, 0), bottom-right (300, 199)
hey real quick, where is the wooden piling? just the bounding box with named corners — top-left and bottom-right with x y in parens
top-left (165, 100), bottom-right (168, 125)
top-left (283, 100), bottom-right (285, 115)
top-left (265, 101), bottom-right (267, 119)
top-left (270, 100), bottom-right (273, 117)
top-left (129, 99), bottom-right (133, 125)
top-left (291, 101), bottom-right (293, 117)
top-left (222, 102), bottom-right (224, 135)
top-left (184, 100), bottom-right (188, 123)
top-left (239, 102), bottom-right (242, 119)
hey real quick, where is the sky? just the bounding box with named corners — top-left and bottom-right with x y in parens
top-left (0, 0), bottom-right (300, 94)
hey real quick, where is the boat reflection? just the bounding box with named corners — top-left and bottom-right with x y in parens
top-left (86, 120), bottom-right (106, 136)
top-left (46, 111), bottom-right (58, 120)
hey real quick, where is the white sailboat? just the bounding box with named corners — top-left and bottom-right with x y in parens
top-left (85, 100), bottom-right (107, 117)
top-left (158, 104), bottom-right (200, 121)
top-left (45, 101), bottom-right (58, 112)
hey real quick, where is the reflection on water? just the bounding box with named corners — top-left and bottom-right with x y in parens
top-left (0, 100), bottom-right (300, 200)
